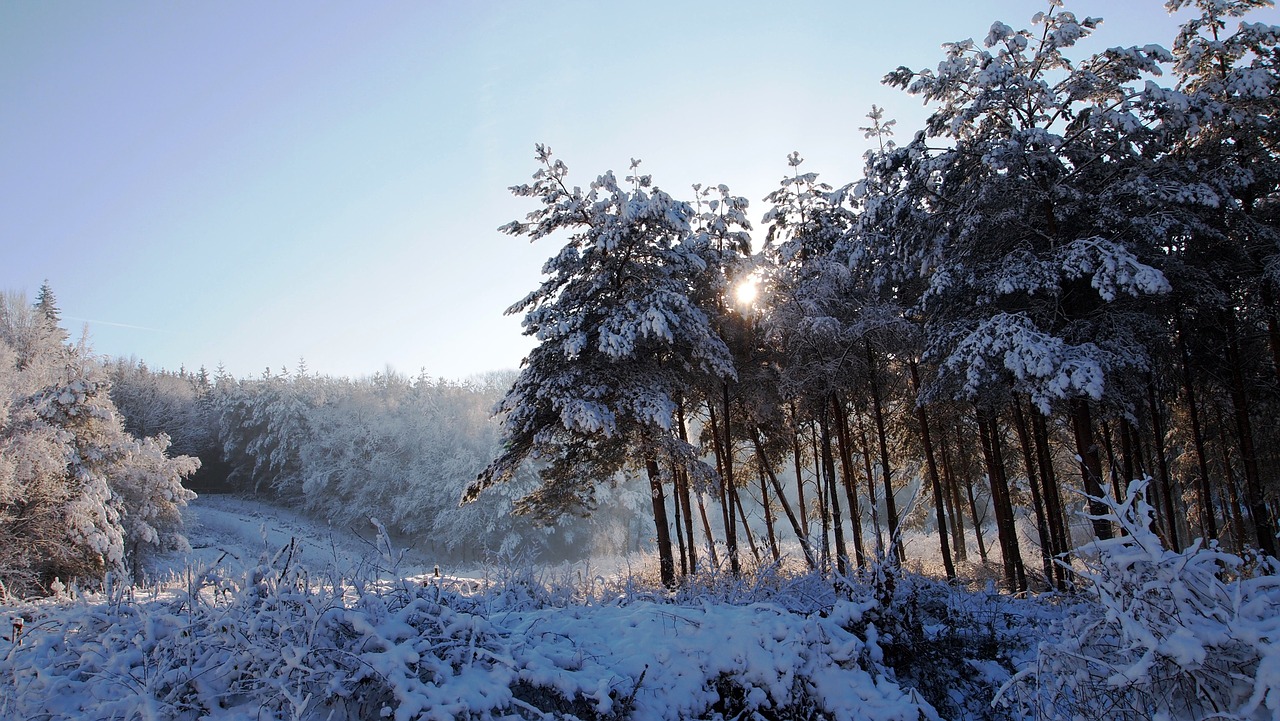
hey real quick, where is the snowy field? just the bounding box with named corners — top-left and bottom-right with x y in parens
top-left (152, 493), bottom-right (454, 582)
top-left (2, 488), bottom-right (1278, 720)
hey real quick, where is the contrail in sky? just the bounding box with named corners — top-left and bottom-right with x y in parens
top-left (64, 316), bottom-right (166, 333)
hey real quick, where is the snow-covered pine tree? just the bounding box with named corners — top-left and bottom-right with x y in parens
top-left (1158, 0), bottom-right (1280, 556)
top-left (761, 153), bottom-right (868, 574)
top-left (470, 146), bottom-right (739, 588)
top-left (869, 3), bottom-right (1176, 550)
top-left (34, 281), bottom-right (69, 344)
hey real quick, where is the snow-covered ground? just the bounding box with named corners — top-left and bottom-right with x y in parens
top-left (153, 492), bottom-right (451, 581)
top-left (3, 486), bottom-right (1278, 721)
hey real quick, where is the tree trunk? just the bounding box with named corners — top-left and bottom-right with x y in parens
top-left (753, 426), bottom-right (817, 570)
top-left (909, 360), bottom-right (954, 579)
top-left (992, 413), bottom-right (1027, 592)
top-left (856, 411), bottom-right (885, 558)
top-left (867, 341), bottom-right (901, 562)
top-left (1212, 397), bottom-right (1250, 553)
top-left (676, 403), bottom-right (699, 574)
top-left (696, 492), bottom-right (720, 569)
top-left (1176, 313), bottom-right (1217, 542)
top-left (831, 394), bottom-right (866, 568)
top-left (670, 463), bottom-right (688, 577)
top-left (708, 398), bottom-right (740, 574)
top-left (977, 408), bottom-right (1026, 593)
top-left (645, 459), bottom-right (676, 589)
top-left (790, 403), bottom-right (810, 539)
top-left (820, 406), bottom-right (849, 576)
top-left (1031, 409), bottom-right (1071, 588)
top-left (939, 425), bottom-right (969, 563)
top-left (733, 485), bottom-right (761, 565)
top-left (758, 466), bottom-right (780, 563)
top-left (958, 421), bottom-right (990, 562)
top-left (1012, 398), bottom-right (1055, 588)
top-left (1101, 419), bottom-right (1127, 502)
top-left (1148, 382), bottom-right (1180, 550)
top-left (1225, 311), bottom-right (1277, 557)
top-left (813, 423), bottom-right (831, 570)
top-left (1070, 397), bottom-right (1113, 540)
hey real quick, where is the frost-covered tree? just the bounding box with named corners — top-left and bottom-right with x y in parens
top-left (760, 153), bottom-right (873, 573)
top-left (1157, 0), bottom-right (1280, 556)
top-left (869, 4), bottom-right (1176, 547)
top-left (0, 290), bottom-right (198, 594)
top-left (107, 359), bottom-right (216, 460)
top-left (471, 146), bottom-right (739, 588)
top-left (211, 368), bottom-right (312, 497)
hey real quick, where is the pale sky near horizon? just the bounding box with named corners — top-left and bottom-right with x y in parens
top-left (2, 1), bottom-right (1266, 381)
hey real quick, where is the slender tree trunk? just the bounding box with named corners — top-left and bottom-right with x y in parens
top-left (939, 426), bottom-right (969, 563)
top-left (856, 412), bottom-right (885, 558)
top-left (708, 398), bottom-right (741, 574)
top-left (733, 486), bottom-right (761, 565)
top-left (1148, 382), bottom-right (1180, 550)
top-left (1070, 397), bottom-right (1113, 540)
top-left (696, 492), bottom-right (720, 569)
top-left (909, 360), bottom-right (954, 580)
top-left (645, 459), bottom-right (676, 589)
top-left (977, 408), bottom-right (1026, 592)
top-left (813, 422), bottom-right (831, 570)
top-left (1212, 398), bottom-right (1250, 553)
top-left (867, 342), bottom-right (901, 562)
top-left (753, 426), bottom-right (817, 570)
top-left (1032, 410), bottom-right (1070, 588)
top-left (1111, 418), bottom-right (1139, 539)
top-left (1177, 313), bottom-right (1217, 542)
top-left (820, 406), bottom-right (849, 576)
top-left (676, 404), bottom-right (699, 574)
top-left (831, 394), bottom-right (866, 568)
top-left (1225, 311), bottom-right (1277, 557)
top-left (759, 466), bottom-right (780, 563)
top-left (1101, 419), bottom-right (1127, 502)
top-left (958, 421), bottom-right (990, 562)
top-left (790, 404), bottom-right (810, 539)
top-left (1012, 399), bottom-right (1055, 588)
top-left (993, 414), bottom-right (1027, 592)
top-left (670, 463), bottom-right (688, 577)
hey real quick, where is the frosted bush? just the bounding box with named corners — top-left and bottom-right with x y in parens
top-left (999, 480), bottom-right (1280, 720)
top-left (0, 547), bottom-right (940, 721)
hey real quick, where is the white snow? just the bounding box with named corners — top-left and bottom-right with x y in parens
top-left (4, 486), bottom-right (1278, 721)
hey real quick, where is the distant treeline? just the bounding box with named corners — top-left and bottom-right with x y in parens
top-left (104, 360), bottom-right (651, 564)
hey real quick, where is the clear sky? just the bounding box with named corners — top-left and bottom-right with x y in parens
top-left (2, 1), bottom-right (1260, 381)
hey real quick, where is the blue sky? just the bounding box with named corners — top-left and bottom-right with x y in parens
top-left (1, 1), bottom-right (1252, 381)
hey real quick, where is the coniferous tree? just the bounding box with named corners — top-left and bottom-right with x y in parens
top-left (866, 6), bottom-right (1175, 553)
top-left (470, 147), bottom-right (741, 588)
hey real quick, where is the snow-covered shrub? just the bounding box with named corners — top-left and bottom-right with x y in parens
top-left (1000, 480), bottom-right (1280, 720)
top-left (0, 547), bottom-right (943, 721)
top-left (843, 560), bottom-right (1047, 721)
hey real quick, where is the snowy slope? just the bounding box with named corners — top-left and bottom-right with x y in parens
top-left (156, 493), bottom-right (433, 579)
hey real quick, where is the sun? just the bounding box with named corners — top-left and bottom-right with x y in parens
top-left (734, 277), bottom-right (759, 308)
